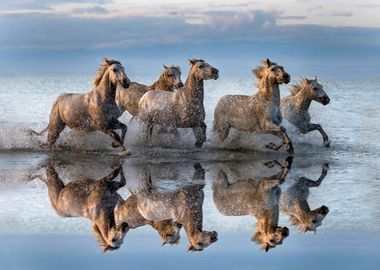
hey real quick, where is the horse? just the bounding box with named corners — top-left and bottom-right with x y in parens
top-left (280, 164), bottom-right (329, 233)
top-left (137, 59), bottom-right (219, 147)
top-left (114, 194), bottom-right (183, 246)
top-left (213, 58), bottom-right (294, 154)
top-left (280, 77), bottom-right (331, 147)
top-left (116, 65), bottom-right (183, 117)
top-left (28, 58), bottom-right (131, 153)
top-left (30, 164), bottom-right (129, 253)
top-left (126, 163), bottom-right (218, 251)
top-left (212, 157), bottom-right (293, 252)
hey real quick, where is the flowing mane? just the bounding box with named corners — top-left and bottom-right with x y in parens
top-left (290, 77), bottom-right (310, 96)
top-left (93, 58), bottom-right (121, 87)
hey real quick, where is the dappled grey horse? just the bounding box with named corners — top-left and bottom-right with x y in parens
top-left (281, 77), bottom-right (331, 147)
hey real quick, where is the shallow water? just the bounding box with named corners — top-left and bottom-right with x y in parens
top-left (0, 76), bottom-right (379, 269)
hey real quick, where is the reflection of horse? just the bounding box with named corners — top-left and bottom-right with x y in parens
top-left (280, 164), bottom-right (329, 233)
top-left (28, 58), bottom-right (131, 153)
top-left (137, 59), bottom-right (219, 147)
top-left (213, 59), bottom-right (293, 154)
top-left (116, 65), bottom-right (183, 117)
top-left (281, 77), bottom-right (331, 147)
top-left (31, 164), bottom-right (128, 252)
top-left (114, 194), bottom-right (183, 246)
top-left (212, 157), bottom-right (292, 252)
top-left (123, 163), bottom-right (217, 251)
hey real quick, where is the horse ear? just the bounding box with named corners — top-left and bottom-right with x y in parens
top-left (265, 243), bottom-right (270, 252)
top-left (162, 241), bottom-right (168, 246)
top-left (104, 57), bottom-right (111, 65)
top-left (187, 245), bottom-right (197, 252)
top-left (266, 58), bottom-right (271, 67)
top-left (163, 64), bottom-right (168, 69)
top-left (315, 76), bottom-right (318, 81)
top-left (188, 59), bottom-right (196, 66)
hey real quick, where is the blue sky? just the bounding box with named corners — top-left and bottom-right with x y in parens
top-left (0, 0), bottom-right (379, 78)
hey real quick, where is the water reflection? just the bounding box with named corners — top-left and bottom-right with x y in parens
top-left (118, 163), bottom-right (217, 251)
top-left (212, 157), bottom-right (292, 252)
top-left (30, 162), bottom-right (128, 252)
top-left (280, 164), bottom-right (329, 233)
top-left (28, 155), bottom-right (331, 253)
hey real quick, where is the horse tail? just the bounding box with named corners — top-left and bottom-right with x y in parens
top-left (26, 125), bottom-right (49, 136)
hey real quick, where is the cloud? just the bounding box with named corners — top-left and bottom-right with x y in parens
top-left (71, 6), bottom-right (109, 15)
top-left (279, 15), bottom-right (307, 20)
top-left (201, 9), bottom-right (281, 31)
top-left (332, 11), bottom-right (353, 17)
top-left (356, 4), bottom-right (380, 8)
top-left (307, 5), bottom-right (323, 12)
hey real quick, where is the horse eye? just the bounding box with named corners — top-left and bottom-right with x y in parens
top-left (313, 87), bottom-right (318, 91)
top-left (168, 73), bottom-right (173, 77)
top-left (113, 68), bottom-right (117, 72)
top-left (199, 64), bottom-right (205, 68)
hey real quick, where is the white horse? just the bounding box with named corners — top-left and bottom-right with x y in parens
top-left (280, 77), bottom-right (331, 147)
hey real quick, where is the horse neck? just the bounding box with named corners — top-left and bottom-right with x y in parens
top-left (294, 88), bottom-right (312, 110)
top-left (257, 78), bottom-right (280, 106)
top-left (94, 215), bottom-right (114, 242)
top-left (184, 71), bottom-right (204, 104)
top-left (95, 69), bottom-right (117, 100)
top-left (292, 200), bottom-right (311, 222)
top-left (256, 208), bottom-right (279, 233)
top-left (151, 75), bottom-right (172, 91)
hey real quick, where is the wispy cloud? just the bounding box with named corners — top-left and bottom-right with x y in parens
top-left (332, 11), bottom-right (353, 17)
top-left (279, 15), bottom-right (307, 20)
top-left (71, 6), bottom-right (109, 15)
top-left (307, 5), bottom-right (323, 12)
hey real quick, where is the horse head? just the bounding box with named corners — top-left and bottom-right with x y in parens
top-left (188, 59), bottom-right (219, 81)
top-left (253, 58), bottom-right (290, 85)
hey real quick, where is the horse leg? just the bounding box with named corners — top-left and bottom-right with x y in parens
top-left (100, 128), bottom-right (126, 151)
top-left (45, 101), bottom-right (66, 148)
top-left (46, 120), bottom-right (66, 149)
top-left (214, 119), bottom-right (230, 142)
top-left (45, 166), bottom-right (65, 212)
top-left (262, 121), bottom-right (294, 154)
top-left (262, 156), bottom-right (293, 185)
top-left (193, 122), bottom-right (207, 148)
top-left (302, 123), bottom-right (330, 147)
top-left (112, 121), bottom-right (128, 148)
top-left (300, 163), bottom-right (329, 187)
top-left (101, 165), bottom-right (126, 191)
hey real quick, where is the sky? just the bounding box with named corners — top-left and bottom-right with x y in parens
top-left (0, 0), bottom-right (379, 78)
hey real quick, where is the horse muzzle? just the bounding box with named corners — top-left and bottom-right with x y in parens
top-left (122, 78), bottom-right (130, 89)
top-left (211, 68), bottom-right (219, 80)
top-left (177, 82), bottom-right (184, 88)
top-left (321, 96), bottom-right (330, 105)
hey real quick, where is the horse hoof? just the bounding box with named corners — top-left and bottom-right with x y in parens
top-left (112, 141), bottom-right (119, 148)
top-left (323, 141), bottom-right (330, 148)
top-left (119, 149), bottom-right (132, 156)
top-left (286, 144), bottom-right (294, 155)
top-left (284, 156), bottom-right (294, 168)
top-left (266, 143), bottom-right (277, 150)
top-left (195, 142), bottom-right (203, 148)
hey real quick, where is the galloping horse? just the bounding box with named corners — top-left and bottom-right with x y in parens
top-left (213, 59), bottom-right (294, 154)
top-left (137, 59), bottom-right (219, 147)
top-left (116, 65), bottom-right (183, 117)
top-left (29, 58), bottom-right (131, 153)
top-left (280, 77), bottom-right (331, 147)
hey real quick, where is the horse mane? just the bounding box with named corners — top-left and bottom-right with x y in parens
top-left (252, 59), bottom-right (277, 80)
top-left (288, 215), bottom-right (308, 233)
top-left (93, 58), bottom-right (121, 87)
top-left (92, 224), bottom-right (119, 253)
top-left (290, 77), bottom-right (309, 96)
